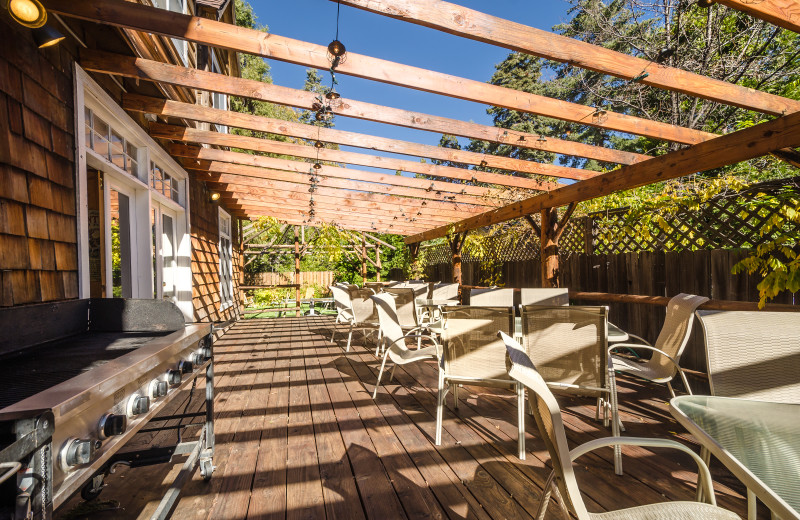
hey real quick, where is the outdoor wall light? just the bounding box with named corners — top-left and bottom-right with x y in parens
top-left (8, 0), bottom-right (47, 28)
top-left (33, 24), bottom-right (65, 48)
top-left (208, 190), bottom-right (221, 202)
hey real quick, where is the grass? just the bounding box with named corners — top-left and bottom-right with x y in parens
top-left (242, 302), bottom-right (337, 319)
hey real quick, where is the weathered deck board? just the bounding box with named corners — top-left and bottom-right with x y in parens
top-left (55, 315), bottom-right (756, 520)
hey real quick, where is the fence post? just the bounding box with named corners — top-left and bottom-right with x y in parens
top-left (583, 216), bottom-right (594, 255)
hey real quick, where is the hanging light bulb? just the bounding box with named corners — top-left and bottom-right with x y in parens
top-left (8, 0), bottom-right (47, 28)
top-left (33, 24), bottom-right (65, 48)
top-left (314, 140), bottom-right (324, 149)
top-left (326, 1), bottom-right (347, 66)
top-left (313, 162), bottom-right (322, 170)
top-left (696, 0), bottom-right (713, 7)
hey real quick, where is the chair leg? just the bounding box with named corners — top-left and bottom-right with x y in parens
top-left (346, 324), bottom-right (354, 352)
top-left (608, 369), bottom-right (623, 475)
top-left (667, 381), bottom-right (677, 399)
top-left (697, 446), bottom-right (712, 502)
top-left (747, 489), bottom-right (757, 520)
top-left (678, 369), bottom-right (693, 395)
top-left (435, 384), bottom-right (446, 446)
top-left (535, 471), bottom-right (556, 520)
top-left (373, 352), bottom-right (390, 399)
top-left (453, 384), bottom-right (459, 410)
top-left (517, 383), bottom-right (526, 460)
top-left (389, 364), bottom-right (396, 382)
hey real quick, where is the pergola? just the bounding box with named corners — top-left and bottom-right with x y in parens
top-left (43, 0), bottom-right (800, 285)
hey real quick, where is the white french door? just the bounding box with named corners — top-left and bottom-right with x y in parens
top-left (151, 204), bottom-right (178, 301)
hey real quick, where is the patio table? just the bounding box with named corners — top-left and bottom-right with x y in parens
top-left (669, 395), bottom-right (800, 520)
top-left (415, 298), bottom-right (457, 334)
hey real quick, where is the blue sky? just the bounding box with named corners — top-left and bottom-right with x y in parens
top-left (246, 0), bottom-right (573, 166)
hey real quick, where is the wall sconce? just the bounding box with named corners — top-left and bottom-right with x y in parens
top-left (33, 24), bottom-right (65, 48)
top-left (208, 190), bottom-right (221, 202)
top-left (7, 0), bottom-right (47, 28)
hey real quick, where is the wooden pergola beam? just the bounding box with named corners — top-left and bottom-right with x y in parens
top-left (108, 53), bottom-right (649, 166)
top-left (713, 0), bottom-right (800, 34)
top-left (175, 148), bottom-right (501, 207)
top-left (336, 0), bottom-right (800, 116)
top-left (53, 0), bottom-right (717, 144)
top-left (406, 109), bottom-right (800, 243)
top-left (219, 191), bottom-right (458, 226)
top-left (151, 122), bottom-right (584, 183)
top-left (195, 166), bottom-right (486, 216)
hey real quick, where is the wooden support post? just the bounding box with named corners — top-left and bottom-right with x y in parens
top-left (583, 216), bottom-right (594, 255)
top-left (294, 225), bottom-right (301, 317)
top-left (361, 232), bottom-right (368, 282)
top-left (376, 245), bottom-right (382, 282)
top-left (538, 203), bottom-right (577, 288)
top-left (448, 232), bottom-right (467, 285)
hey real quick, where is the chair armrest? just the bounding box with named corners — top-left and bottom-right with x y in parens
top-left (608, 344), bottom-right (682, 371)
top-left (625, 333), bottom-right (651, 346)
top-left (569, 437), bottom-right (716, 506)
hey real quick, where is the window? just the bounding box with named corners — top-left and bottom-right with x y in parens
top-left (84, 108), bottom-right (139, 177)
top-left (219, 209), bottom-right (233, 310)
top-left (153, 0), bottom-right (188, 65)
top-left (211, 51), bottom-right (228, 134)
top-left (150, 161), bottom-right (181, 203)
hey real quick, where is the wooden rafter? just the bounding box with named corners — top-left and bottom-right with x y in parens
top-left (405, 109), bottom-right (800, 243)
top-left (134, 94), bottom-right (591, 179)
top-left (336, 0), bottom-right (800, 116)
top-left (52, 1), bottom-right (718, 143)
top-left (176, 150), bottom-right (503, 207)
top-left (713, 0), bottom-right (800, 34)
top-left (150, 123), bottom-right (585, 183)
top-left (230, 206), bottom-right (428, 235)
top-left (100, 52), bottom-right (649, 166)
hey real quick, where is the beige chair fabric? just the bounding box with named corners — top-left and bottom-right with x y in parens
top-left (697, 310), bottom-right (800, 403)
top-left (436, 306), bottom-right (526, 458)
top-left (611, 293), bottom-right (709, 397)
top-left (501, 332), bottom-right (739, 520)
top-left (469, 287), bottom-right (514, 306)
top-left (521, 305), bottom-right (622, 474)
top-left (432, 282), bottom-right (460, 301)
top-left (370, 293), bottom-right (438, 399)
top-left (520, 288), bottom-right (569, 306)
top-left (329, 285), bottom-right (354, 343)
top-left (343, 287), bottom-right (380, 352)
top-left (383, 287), bottom-right (419, 330)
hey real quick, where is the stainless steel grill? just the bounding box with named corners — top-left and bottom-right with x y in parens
top-left (0, 299), bottom-right (219, 520)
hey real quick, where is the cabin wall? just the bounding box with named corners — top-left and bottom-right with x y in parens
top-left (0, 14), bottom-right (79, 306)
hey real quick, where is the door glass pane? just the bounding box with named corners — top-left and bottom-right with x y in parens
top-left (220, 236), bottom-right (231, 304)
top-left (109, 188), bottom-right (132, 298)
top-left (162, 214), bottom-right (175, 300)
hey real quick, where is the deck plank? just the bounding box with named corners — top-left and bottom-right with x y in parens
top-left (55, 316), bottom-right (754, 520)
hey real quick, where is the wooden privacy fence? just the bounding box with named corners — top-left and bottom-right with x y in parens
top-left (244, 271), bottom-right (335, 288)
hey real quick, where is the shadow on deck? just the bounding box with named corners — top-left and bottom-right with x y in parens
top-left (57, 315), bottom-right (754, 520)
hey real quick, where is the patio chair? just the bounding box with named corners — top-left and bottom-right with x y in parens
top-left (697, 309), bottom-right (800, 403)
top-left (436, 306), bottom-right (525, 459)
top-left (369, 293), bottom-right (439, 399)
top-left (469, 287), bottom-right (514, 306)
top-left (345, 287), bottom-right (381, 352)
top-left (381, 287), bottom-right (422, 354)
top-left (431, 282), bottom-right (460, 301)
top-left (520, 304), bottom-right (623, 474)
top-left (519, 287), bottom-right (568, 306)
top-left (329, 285), bottom-right (354, 343)
top-left (500, 331), bottom-right (740, 520)
top-left (609, 293), bottom-right (709, 397)
top-left (695, 309), bottom-right (800, 517)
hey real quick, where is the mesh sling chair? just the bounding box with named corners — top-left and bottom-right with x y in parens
top-left (329, 285), bottom-right (354, 343)
top-left (431, 282), bottom-right (460, 301)
top-left (520, 288), bottom-right (569, 306)
top-left (342, 287), bottom-right (381, 352)
top-left (436, 306), bottom-right (526, 459)
top-left (520, 305), bottom-right (623, 474)
top-left (469, 287), bottom-right (514, 306)
top-left (369, 293), bottom-right (439, 399)
top-left (500, 331), bottom-right (740, 520)
top-left (695, 309), bottom-right (800, 513)
top-left (610, 293), bottom-right (709, 397)
top-left (382, 287), bottom-right (423, 354)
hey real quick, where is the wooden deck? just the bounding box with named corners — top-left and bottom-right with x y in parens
top-left (57, 315), bottom-right (756, 519)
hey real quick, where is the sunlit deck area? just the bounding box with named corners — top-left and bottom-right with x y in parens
top-left (58, 315), bottom-right (757, 520)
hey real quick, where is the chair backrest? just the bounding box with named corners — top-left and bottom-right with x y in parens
top-left (520, 288), bottom-right (569, 306)
top-left (441, 306), bottom-right (514, 381)
top-left (400, 282), bottom-right (430, 299)
top-left (648, 293), bottom-right (709, 379)
top-left (383, 287), bottom-right (418, 328)
top-left (329, 285), bottom-right (352, 316)
top-left (304, 287), bottom-right (315, 299)
top-left (432, 282), bottom-right (460, 301)
top-left (469, 288), bottom-right (514, 306)
top-left (501, 332), bottom-right (591, 519)
top-left (349, 288), bottom-right (379, 325)
top-left (521, 305), bottom-right (608, 395)
top-left (697, 310), bottom-right (800, 403)
top-left (370, 293), bottom-right (404, 348)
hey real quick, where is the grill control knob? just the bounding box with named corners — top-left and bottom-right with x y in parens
top-left (98, 413), bottom-right (127, 439)
top-left (192, 346), bottom-right (212, 365)
top-left (179, 360), bottom-right (193, 374)
top-left (167, 369), bottom-right (182, 386)
top-left (127, 394), bottom-right (150, 417)
top-left (61, 438), bottom-right (100, 468)
top-left (149, 379), bottom-right (168, 399)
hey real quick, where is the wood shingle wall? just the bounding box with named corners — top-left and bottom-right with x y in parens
top-left (0, 15), bottom-right (78, 306)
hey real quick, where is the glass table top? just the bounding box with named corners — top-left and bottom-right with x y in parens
top-left (670, 395), bottom-right (800, 519)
